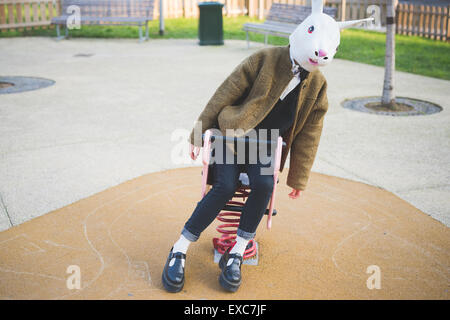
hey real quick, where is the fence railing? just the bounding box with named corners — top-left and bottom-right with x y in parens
top-left (157, 0), bottom-right (248, 18)
top-left (396, 2), bottom-right (449, 41)
top-left (326, 0), bottom-right (387, 24)
top-left (0, 0), bottom-right (59, 30)
top-left (1, 0), bottom-right (448, 41)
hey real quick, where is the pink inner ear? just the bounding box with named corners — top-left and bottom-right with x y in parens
top-left (318, 49), bottom-right (327, 57)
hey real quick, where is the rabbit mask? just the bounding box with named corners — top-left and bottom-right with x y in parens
top-left (279, 0), bottom-right (374, 100)
top-left (289, 0), bottom-right (374, 72)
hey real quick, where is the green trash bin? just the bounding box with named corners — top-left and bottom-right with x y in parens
top-left (198, 2), bottom-right (224, 45)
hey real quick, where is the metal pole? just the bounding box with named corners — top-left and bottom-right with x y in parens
top-left (159, 0), bottom-right (164, 35)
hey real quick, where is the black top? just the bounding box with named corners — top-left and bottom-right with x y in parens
top-left (254, 66), bottom-right (309, 142)
top-left (254, 82), bottom-right (300, 142)
top-left (221, 65), bottom-right (309, 162)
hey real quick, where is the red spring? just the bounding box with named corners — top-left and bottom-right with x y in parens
top-left (212, 187), bottom-right (257, 260)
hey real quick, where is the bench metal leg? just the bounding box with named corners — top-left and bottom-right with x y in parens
top-left (264, 33), bottom-right (268, 46)
top-left (138, 25), bottom-right (144, 43)
top-left (246, 31), bottom-right (250, 49)
top-left (138, 22), bottom-right (149, 43)
top-left (139, 22), bottom-right (148, 42)
top-left (55, 24), bottom-right (68, 41)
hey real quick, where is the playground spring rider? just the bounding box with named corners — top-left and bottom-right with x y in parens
top-left (200, 129), bottom-right (286, 261)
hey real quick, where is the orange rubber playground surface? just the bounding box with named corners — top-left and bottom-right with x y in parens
top-left (0, 167), bottom-right (448, 300)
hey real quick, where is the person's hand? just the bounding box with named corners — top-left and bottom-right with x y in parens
top-left (288, 188), bottom-right (301, 199)
top-left (190, 143), bottom-right (201, 160)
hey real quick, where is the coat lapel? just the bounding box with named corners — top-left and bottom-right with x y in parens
top-left (274, 46), bottom-right (295, 96)
top-left (272, 46), bottom-right (312, 103)
top-left (275, 46), bottom-right (315, 173)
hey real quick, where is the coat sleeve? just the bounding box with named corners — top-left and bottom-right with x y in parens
top-left (286, 80), bottom-right (328, 191)
top-left (188, 54), bottom-right (258, 147)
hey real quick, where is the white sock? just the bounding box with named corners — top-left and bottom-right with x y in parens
top-left (173, 234), bottom-right (191, 254)
top-left (227, 236), bottom-right (249, 266)
top-left (170, 234), bottom-right (191, 267)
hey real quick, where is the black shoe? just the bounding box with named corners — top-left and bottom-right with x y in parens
top-left (218, 248), bottom-right (243, 292)
top-left (162, 248), bottom-right (186, 293)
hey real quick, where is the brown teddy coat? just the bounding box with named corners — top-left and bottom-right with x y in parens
top-left (188, 45), bottom-right (328, 191)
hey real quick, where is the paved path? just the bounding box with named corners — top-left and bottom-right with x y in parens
top-left (0, 168), bottom-right (448, 299)
top-left (0, 37), bottom-right (449, 231)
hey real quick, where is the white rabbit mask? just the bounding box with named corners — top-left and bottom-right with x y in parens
top-left (279, 0), bottom-right (374, 100)
top-left (289, 0), bottom-right (374, 72)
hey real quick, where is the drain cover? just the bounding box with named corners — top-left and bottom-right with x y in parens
top-left (0, 76), bottom-right (55, 94)
top-left (342, 96), bottom-right (442, 116)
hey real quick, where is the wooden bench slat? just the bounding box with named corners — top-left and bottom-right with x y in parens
top-left (244, 22), bottom-right (297, 33)
top-left (52, 16), bottom-right (148, 24)
top-left (243, 3), bottom-right (338, 45)
top-left (59, 0), bottom-right (154, 16)
top-left (53, 0), bottom-right (154, 23)
top-left (50, 0), bottom-right (155, 41)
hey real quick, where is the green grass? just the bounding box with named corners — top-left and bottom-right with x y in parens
top-left (337, 28), bottom-right (450, 80)
top-left (1, 16), bottom-right (449, 80)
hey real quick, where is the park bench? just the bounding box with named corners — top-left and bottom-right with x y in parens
top-left (51, 0), bottom-right (155, 42)
top-left (243, 3), bottom-right (337, 48)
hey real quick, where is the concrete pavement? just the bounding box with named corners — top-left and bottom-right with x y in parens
top-left (0, 37), bottom-right (449, 230)
top-left (0, 167), bottom-right (449, 299)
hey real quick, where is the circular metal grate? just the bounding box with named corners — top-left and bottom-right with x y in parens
top-left (341, 96), bottom-right (442, 116)
top-left (0, 76), bottom-right (55, 94)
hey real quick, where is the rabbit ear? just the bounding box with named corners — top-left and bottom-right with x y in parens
top-left (311, 0), bottom-right (324, 14)
top-left (337, 17), bottom-right (375, 29)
